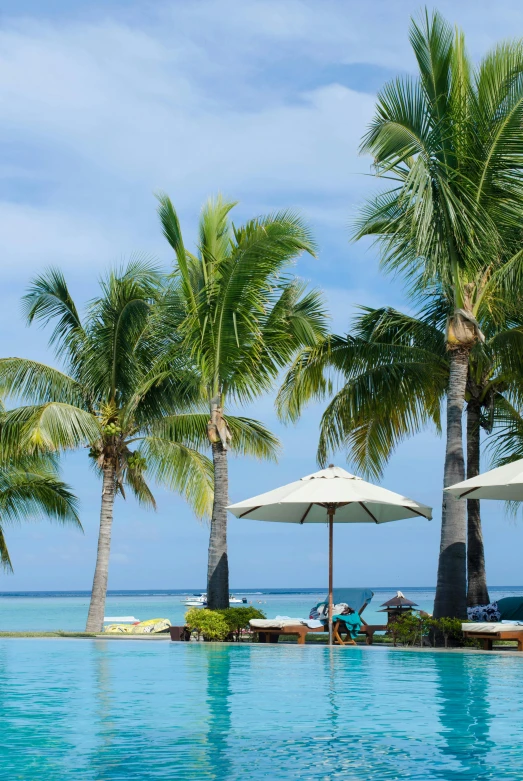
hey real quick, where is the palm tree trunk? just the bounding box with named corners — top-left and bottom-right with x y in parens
top-left (86, 461), bottom-right (116, 632)
top-left (466, 403), bottom-right (490, 607)
top-left (207, 442), bottom-right (230, 609)
top-left (434, 348), bottom-right (469, 619)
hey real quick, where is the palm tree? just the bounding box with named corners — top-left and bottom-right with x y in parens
top-left (0, 259), bottom-right (213, 631)
top-left (278, 300), bottom-right (523, 606)
top-left (353, 11), bottom-right (523, 617)
top-left (157, 194), bottom-right (328, 608)
top-left (0, 452), bottom-right (80, 573)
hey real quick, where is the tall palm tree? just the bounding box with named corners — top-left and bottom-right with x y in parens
top-left (0, 259), bottom-right (213, 631)
top-left (353, 11), bottom-right (523, 617)
top-left (0, 452), bottom-right (80, 573)
top-left (157, 195), bottom-right (328, 608)
top-left (278, 301), bottom-right (523, 606)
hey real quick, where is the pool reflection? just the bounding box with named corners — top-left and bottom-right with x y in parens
top-left (433, 653), bottom-right (495, 780)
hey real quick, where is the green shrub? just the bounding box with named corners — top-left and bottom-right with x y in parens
top-left (389, 613), bottom-right (431, 647)
top-left (219, 607), bottom-right (266, 641)
top-left (436, 617), bottom-right (463, 648)
top-left (387, 614), bottom-right (465, 649)
top-left (185, 608), bottom-right (229, 641)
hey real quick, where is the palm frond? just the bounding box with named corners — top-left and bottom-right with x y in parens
top-left (0, 460), bottom-right (81, 532)
top-left (225, 416), bottom-right (280, 461)
top-left (21, 268), bottom-right (85, 364)
top-left (139, 438), bottom-right (213, 519)
top-left (124, 465), bottom-right (157, 509)
top-left (0, 527), bottom-right (13, 573)
top-left (1, 403), bottom-right (101, 454)
top-left (0, 358), bottom-right (89, 408)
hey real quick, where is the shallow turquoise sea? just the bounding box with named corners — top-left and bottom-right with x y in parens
top-left (1, 640), bottom-right (522, 780)
top-left (1, 587), bottom-right (523, 631)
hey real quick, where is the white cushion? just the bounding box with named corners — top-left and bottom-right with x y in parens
top-left (462, 622), bottom-right (523, 633)
top-left (250, 619), bottom-right (303, 630)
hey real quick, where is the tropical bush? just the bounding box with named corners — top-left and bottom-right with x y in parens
top-left (220, 607), bottom-right (266, 641)
top-left (185, 609), bottom-right (230, 641)
top-left (436, 617), bottom-right (464, 649)
top-left (185, 606), bottom-right (266, 642)
top-left (390, 613), bottom-right (464, 647)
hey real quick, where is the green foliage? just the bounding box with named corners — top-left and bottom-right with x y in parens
top-left (0, 452), bottom-right (80, 573)
top-left (219, 607), bottom-right (266, 641)
top-left (0, 258), bottom-right (214, 519)
top-left (387, 613), bottom-right (432, 647)
top-left (184, 606), bottom-right (266, 642)
top-left (157, 192), bottom-right (328, 419)
top-left (387, 613), bottom-right (465, 648)
top-left (355, 11), bottom-right (523, 315)
top-left (436, 617), bottom-right (464, 648)
top-left (185, 608), bottom-right (230, 641)
top-left (278, 308), bottom-right (449, 476)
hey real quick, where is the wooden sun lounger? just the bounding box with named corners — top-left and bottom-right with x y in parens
top-left (252, 612), bottom-right (387, 646)
top-left (462, 622), bottom-right (523, 651)
top-left (256, 624), bottom-right (324, 645)
top-left (251, 589), bottom-right (388, 646)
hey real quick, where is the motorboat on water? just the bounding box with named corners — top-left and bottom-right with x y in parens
top-left (183, 593), bottom-right (248, 607)
top-left (184, 594), bottom-right (207, 607)
top-left (229, 595), bottom-right (248, 604)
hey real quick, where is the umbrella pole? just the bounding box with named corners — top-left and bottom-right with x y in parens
top-left (328, 506), bottom-right (335, 646)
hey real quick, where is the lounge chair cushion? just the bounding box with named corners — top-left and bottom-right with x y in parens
top-left (250, 619), bottom-right (305, 630)
top-left (462, 622), bottom-right (523, 633)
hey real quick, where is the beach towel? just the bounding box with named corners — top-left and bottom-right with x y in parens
top-left (331, 612), bottom-right (362, 639)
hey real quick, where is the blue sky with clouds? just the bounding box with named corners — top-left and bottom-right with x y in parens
top-left (2, 0), bottom-right (523, 591)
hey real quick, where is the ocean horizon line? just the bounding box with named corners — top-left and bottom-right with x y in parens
top-left (1, 585), bottom-right (522, 598)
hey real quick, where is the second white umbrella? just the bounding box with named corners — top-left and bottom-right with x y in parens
top-left (445, 457), bottom-right (523, 500)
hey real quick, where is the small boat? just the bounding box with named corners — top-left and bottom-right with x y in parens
top-left (183, 593), bottom-right (248, 607)
top-left (229, 595), bottom-right (248, 604)
top-left (184, 594), bottom-right (207, 607)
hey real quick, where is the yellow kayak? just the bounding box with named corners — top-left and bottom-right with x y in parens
top-left (104, 618), bottom-right (171, 634)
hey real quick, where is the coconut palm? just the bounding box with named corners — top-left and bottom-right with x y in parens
top-left (157, 194), bottom-right (328, 608)
top-left (0, 259), bottom-right (214, 631)
top-left (353, 11), bottom-right (523, 617)
top-left (278, 299), bottom-right (523, 606)
top-left (0, 452), bottom-right (80, 573)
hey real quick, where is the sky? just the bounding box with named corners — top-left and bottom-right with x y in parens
top-left (2, 0), bottom-right (523, 591)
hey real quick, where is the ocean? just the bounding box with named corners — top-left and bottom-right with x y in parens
top-left (1, 586), bottom-right (523, 631)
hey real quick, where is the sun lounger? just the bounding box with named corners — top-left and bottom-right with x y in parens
top-left (249, 618), bottom-right (325, 645)
top-left (462, 622), bottom-right (523, 650)
top-left (314, 588), bottom-right (387, 645)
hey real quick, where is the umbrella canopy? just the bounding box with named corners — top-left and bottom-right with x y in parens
top-left (227, 465), bottom-right (433, 524)
top-left (228, 465), bottom-right (431, 644)
top-left (445, 458), bottom-right (523, 500)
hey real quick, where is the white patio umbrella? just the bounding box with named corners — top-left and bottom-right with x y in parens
top-left (227, 465), bottom-right (432, 644)
top-left (445, 457), bottom-right (523, 500)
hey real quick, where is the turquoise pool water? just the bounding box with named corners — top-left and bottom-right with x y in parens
top-left (1, 640), bottom-right (522, 780)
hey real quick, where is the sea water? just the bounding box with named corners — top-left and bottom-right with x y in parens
top-left (1, 587), bottom-right (522, 631)
top-left (1, 639), bottom-right (522, 780)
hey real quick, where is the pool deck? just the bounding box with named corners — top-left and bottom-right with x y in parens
top-left (1, 634), bottom-right (523, 654)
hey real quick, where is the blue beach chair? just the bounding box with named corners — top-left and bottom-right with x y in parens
top-left (312, 588), bottom-right (387, 645)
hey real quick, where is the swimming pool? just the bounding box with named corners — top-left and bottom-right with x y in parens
top-left (1, 640), bottom-right (522, 780)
